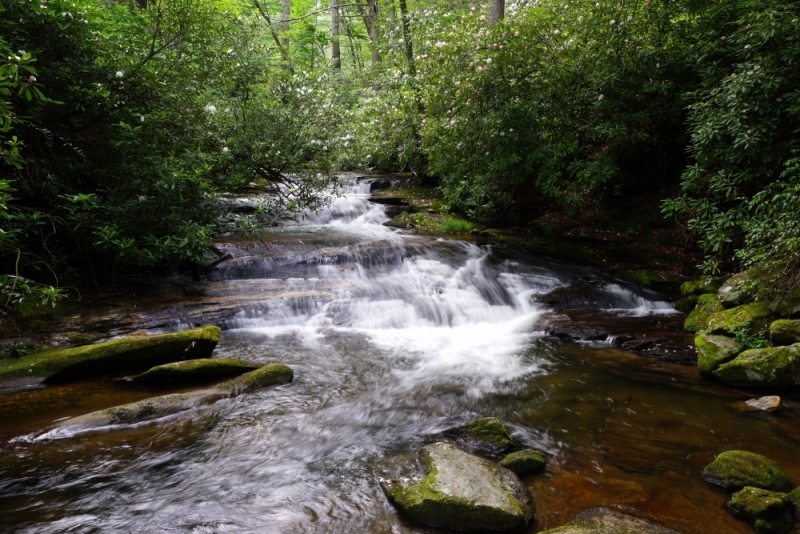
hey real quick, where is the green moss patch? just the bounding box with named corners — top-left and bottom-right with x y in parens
top-left (770, 320), bottom-right (800, 346)
top-left (718, 262), bottom-right (783, 307)
top-left (0, 326), bottom-right (220, 385)
top-left (217, 363), bottom-right (293, 393)
top-left (713, 344), bottom-right (800, 388)
top-left (499, 449), bottom-right (546, 476)
top-left (706, 301), bottom-right (773, 337)
top-left (135, 357), bottom-right (257, 385)
top-left (702, 451), bottom-right (791, 492)
top-left (728, 487), bottom-right (793, 534)
top-left (684, 294), bottom-right (725, 333)
top-left (695, 334), bottom-right (742, 376)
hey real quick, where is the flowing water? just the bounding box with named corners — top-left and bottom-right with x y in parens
top-left (2, 182), bottom-right (800, 533)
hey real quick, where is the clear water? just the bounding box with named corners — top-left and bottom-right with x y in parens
top-left (1, 184), bottom-right (798, 533)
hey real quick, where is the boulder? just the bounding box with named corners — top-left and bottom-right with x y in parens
top-left (499, 449), bottom-right (546, 476)
top-left (770, 288), bottom-right (800, 318)
top-left (695, 334), bottom-right (742, 376)
top-left (702, 451), bottom-right (791, 492)
top-left (713, 344), bottom-right (800, 388)
top-left (56, 363), bottom-right (293, 429)
top-left (381, 442), bottom-right (533, 531)
top-left (0, 326), bottom-right (221, 386)
top-left (680, 276), bottom-right (725, 297)
top-left (770, 320), bottom-right (800, 346)
top-left (684, 294), bottom-right (724, 333)
top-left (786, 487), bottom-right (800, 518)
top-left (718, 262), bottom-right (782, 307)
top-left (445, 417), bottom-right (514, 456)
top-left (706, 301), bottom-right (773, 337)
top-left (538, 507), bottom-right (680, 533)
top-left (674, 297), bottom-right (696, 314)
top-left (369, 179), bottom-right (391, 192)
top-left (134, 358), bottom-right (258, 385)
top-left (727, 487), bottom-right (793, 534)
top-left (732, 396), bottom-right (782, 413)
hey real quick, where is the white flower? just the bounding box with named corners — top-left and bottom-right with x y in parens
top-left (436, 41), bottom-right (446, 49)
top-left (610, 19), bottom-right (615, 25)
top-left (116, 71), bottom-right (124, 78)
top-left (222, 147), bottom-right (229, 152)
top-left (598, 94), bottom-right (604, 100)
top-left (476, 66), bottom-right (483, 72)
top-left (479, 15), bottom-right (486, 21)
top-left (627, 15), bottom-right (633, 21)
top-left (744, 44), bottom-right (751, 49)
top-left (204, 104), bottom-right (217, 114)
top-left (486, 58), bottom-right (492, 64)
top-left (515, 31), bottom-right (520, 36)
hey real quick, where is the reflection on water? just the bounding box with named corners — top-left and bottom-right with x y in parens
top-left (0, 183), bottom-right (797, 533)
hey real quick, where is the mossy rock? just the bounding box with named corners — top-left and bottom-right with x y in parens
top-left (216, 363), bottom-right (293, 393)
top-left (718, 262), bottom-right (782, 308)
top-left (381, 442), bottom-right (533, 531)
top-left (702, 451), bottom-right (791, 492)
top-left (684, 294), bottom-right (725, 333)
top-left (445, 417), bottom-right (514, 456)
top-left (695, 334), bottom-right (743, 376)
top-left (538, 507), bottom-right (679, 533)
top-left (57, 363), bottom-right (293, 429)
top-left (786, 487), bottom-right (800, 518)
top-left (770, 288), bottom-right (800, 318)
top-left (134, 358), bottom-right (258, 385)
top-left (706, 301), bottom-right (773, 337)
top-left (770, 320), bottom-right (800, 346)
top-left (728, 487), bottom-right (793, 534)
top-left (713, 344), bottom-right (800, 388)
top-left (499, 449), bottom-right (546, 476)
top-left (674, 296), bottom-right (697, 314)
top-left (680, 276), bottom-right (725, 297)
top-left (0, 326), bottom-right (220, 385)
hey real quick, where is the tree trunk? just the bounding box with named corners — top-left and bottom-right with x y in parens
top-left (489, 0), bottom-right (504, 25)
top-left (356, 0), bottom-right (381, 66)
top-left (280, 0), bottom-right (291, 48)
top-left (331, 0), bottom-right (341, 69)
top-left (398, 0), bottom-right (414, 75)
top-left (386, 0), bottom-right (395, 25)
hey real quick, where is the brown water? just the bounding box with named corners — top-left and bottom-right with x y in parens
top-left (1, 187), bottom-right (798, 533)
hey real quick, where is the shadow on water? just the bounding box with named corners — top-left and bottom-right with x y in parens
top-left (1, 180), bottom-right (799, 533)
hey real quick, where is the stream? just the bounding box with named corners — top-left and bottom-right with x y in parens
top-left (2, 180), bottom-right (800, 533)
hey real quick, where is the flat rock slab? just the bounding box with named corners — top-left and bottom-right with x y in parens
top-left (382, 442), bottom-right (533, 531)
top-left (539, 508), bottom-right (680, 533)
top-left (134, 357), bottom-right (259, 385)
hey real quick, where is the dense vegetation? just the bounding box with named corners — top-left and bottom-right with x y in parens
top-left (1, 0), bottom-right (799, 316)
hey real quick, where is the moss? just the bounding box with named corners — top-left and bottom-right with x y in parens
top-left (216, 363), bottom-right (293, 393)
top-left (702, 451), bottom-right (791, 492)
top-left (695, 334), bottom-right (742, 376)
top-left (728, 487), bottom-right (793, 534)
top-left (464, 417), bottom-right (514, 452)
top-left (770, 288), bottom-right (800, 318)
top-left (718, 262), bottom-right (783, 307)
top-left (684, 293), bottom-right (725, 333)
top-left (706, 301), bottom-right (773, 337)
top-left (0, 326), bottom-right (220, 384)
top-left (674, 297), bottom-right (696, 314)
top-left (538, 508), bottom-right (680, 533)
top-left (681, 276), bottom-right (725, 297)
top-left (135, 358), bottom-right (256, 384)
top-left (786, 487), bottom-right (800, 518)
top-left (500, 449), bottom-right (546, 476)
top-left (770, 320), bottom-right (800, 346)
top-left (713, 344), bottom-right (800, 388)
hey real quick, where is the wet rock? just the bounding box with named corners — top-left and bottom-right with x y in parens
top-left (680, 276), bottom-right (725, 297)
top-left (533, 282), bottom-right (631, 311)
top-left (134, 358), bottom-right (259, 385)
top-left (770, 288), bottom-right (800, 318)
top-left (718, 262), bottom-right (782, 308)
top-left (445, 417), bottom-right (515, 456)
top-left (381, 442), bottom-right (533, 531)
top-left (713, 344), bottom-right (800, 388)
top-left (695, 334), bottom-right (742, 376)
top-left (369, 179), bottom-right (391, 192)
top-left (674, 296), bottom-right (696, 314)
top-left (547, 324), bottom-right (610, 342)
top-left (727, 487), bottom-right (793, 534)
top-left (706, 301), bottom-right (773, 337)
top-left (538, 507), bottom-right (680, 533)
top-left (732, 396), bottom-right (782, 413)
top-left (621, 336), bottom-right (665, 351)
top-left (499, 449), bottom-right (546, 476)
top-left (0, 326), bottom-right (221, 386)
top-left (684, 294), bottom-right (724, 333)
top-left (702, 450), bottom-right (791, 492)
top-left (56, 363), bottom-right (293, 429)
top-left (770, 320), bottom-right (800, 346)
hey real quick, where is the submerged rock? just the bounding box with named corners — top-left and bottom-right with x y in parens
top-left (134, 358), bottom-right (258, 385)
top-left (0, 326), bottom-right (221, 386)
top-left (538, 507), bottom-right (680, 533)
top-left (56, 363), bottom-right (293, 429)
top-left (702, 451), bottom-right (791, 492)
top-left (499, 449), bottom-right (546, 476)
top-left (732, 396), bottom-right (782, 413)
top-left (706, 301), bottom-right (773, 337)
top-left (445, 417), bottom-right (515, 456)
top-left (381, 442), bottom-right (533, 531)
top-left (695, 334), bottom-right (742, 376)
top-left (718, 262), bottom-right (782, 308)
top-left (728, 487), bottom-right (793, 534)
top-left (770, 320), bottom-right (800, 346)
top-left (713, 344), bottom-right (800, 388)
top-left (684, 294), bottom-right (724, 333)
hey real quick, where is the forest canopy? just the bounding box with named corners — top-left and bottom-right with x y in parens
top-left (1, 0), bottom-right (799, 313)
